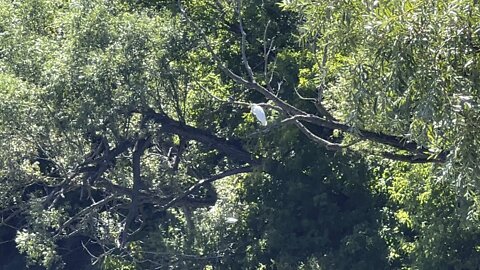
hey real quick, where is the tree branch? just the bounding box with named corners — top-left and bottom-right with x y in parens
top-left (283, 114), bottom-right (445, 159)
top-left (293, 121), bottom-right (342, 151)
top-left (159, 166), bottom-right (253, 211)
top-left (236, 0), bottom-right (255, 83)
top-left (382, 152), bottom-right (447, 164)
top-left (121, 136), bottom-right (150, 246)
top-left (178, 1), bottom-right (447, 163)
top-left (143, 109), bottom-right (257, 164)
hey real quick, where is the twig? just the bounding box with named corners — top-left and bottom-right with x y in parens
top-left (0, 238), bottom-right (15, 245)
top-left (195, 81), bottom-right (282, 112)
top-left (81, 240), bottom-right (99, 261)
top-left (236, 0), bottom-right (256, 83)
top-left (262, 20), bottom-right (277, 91)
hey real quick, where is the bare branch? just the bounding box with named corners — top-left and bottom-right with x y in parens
top-left (81, 241), bottom-right (99, 261)
top-left (263, 20), bottom-right (271, 78)
top-left (1, 208), bottom-right (23, 228)
top-left (293, 121), bottom-right (342, 151)
top-left (294, 87), bottom-right (317, 102)
top-left (171, 137), bottom-right (187, 171)
top-left (262, 20), bottom-right (277, 91)
top-left (382, 152), bottom-right (446, 164)
top-left (195, 81), bottom-right (282, 112)
top-left (159, 166), bottom-right (252, 211)
top-left (236, 0), bottom-right (255, 83)
top-left (312, 41), bottom-right (328, 89)
top-left (310, 43), bottom-right (337, 121)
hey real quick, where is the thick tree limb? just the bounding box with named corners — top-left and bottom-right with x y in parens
top-left (382, 152), bottom-right (447, 164)
top-left (121, 137), bottom-right (151, 246)
top-left (282, 114), bottom-right (439, 156)
top-left (78, 139), bottom-right (134, 175)
top-left (143, 109), bottom-right (257, 164)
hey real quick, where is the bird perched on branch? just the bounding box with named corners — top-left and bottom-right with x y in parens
top-left (251, 104), bottom-right (267, 126)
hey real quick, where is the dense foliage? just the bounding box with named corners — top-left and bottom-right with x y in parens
top-left (0, 0), bottom-right (479, 269)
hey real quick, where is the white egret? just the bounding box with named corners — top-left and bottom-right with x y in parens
top-left (225, 217), bottom-right (238, 224)
top-left (250, 104), bottom-right (267, 126)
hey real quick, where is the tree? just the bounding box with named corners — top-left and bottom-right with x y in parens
top-left (1, 0), bottom-right (480, 269)
top-left (0, 0), bottom-right (256, 267)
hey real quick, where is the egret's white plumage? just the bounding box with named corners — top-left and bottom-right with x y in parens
top-left (225, 217), bottom-right (238, 224)
top-left (251, 104), bottom-right (267, 126)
